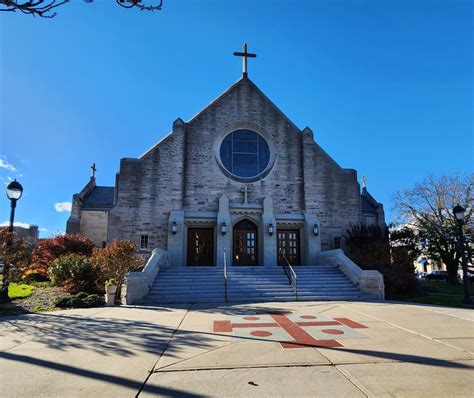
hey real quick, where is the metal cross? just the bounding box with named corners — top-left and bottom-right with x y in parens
top-left (362, 176), bottom-right (367, 189)
top-left (91, 162), bottom-right (97, 178)
top-left (233, 43), bottom-right (257, 76)
top-left (241, 184), bottom-right (251, 205)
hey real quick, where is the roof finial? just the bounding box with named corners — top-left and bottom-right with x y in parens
top-left (91, 162), bottom-right (97, 178)
top-left (362, 176), bottom-right (367, 189)
top-left (233, 43), bottom-right (257, 77)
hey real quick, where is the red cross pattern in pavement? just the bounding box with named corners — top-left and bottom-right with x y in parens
top-left (213, 311), bottom-right (368, 349)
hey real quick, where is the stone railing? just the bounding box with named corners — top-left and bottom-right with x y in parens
top-left (319, 249), bottom-right (385, 300)
top-left (121, 248), bottom-right (171, 305)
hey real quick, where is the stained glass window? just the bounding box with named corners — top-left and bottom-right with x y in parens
top-left (219, 130), bottom-right (270, 179)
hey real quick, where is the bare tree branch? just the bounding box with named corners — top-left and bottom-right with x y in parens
top-left (0, 0), bottom-right (163, 17)
top-left (393, 172), bottom-right (473, 284)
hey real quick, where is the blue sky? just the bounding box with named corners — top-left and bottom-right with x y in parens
top-left (0, 0), bottom-right (472, 237)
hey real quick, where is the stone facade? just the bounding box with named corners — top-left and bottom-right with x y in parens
top-left (79, 211), bottom-right (108, 247)
top-left (67, 75), bottom-right (385, 265)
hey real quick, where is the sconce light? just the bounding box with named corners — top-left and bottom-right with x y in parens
top-left (268, 223), bottom-right (274, 236)
top-left (221, 222), bottom-right (227, 235)
top-left (313, 223), bottom-right (319, 236)
top-left (171, 221), bottom-right (178, 234)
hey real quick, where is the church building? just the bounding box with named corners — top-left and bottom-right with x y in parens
top-left (66, 45), bottom-right (385, 270)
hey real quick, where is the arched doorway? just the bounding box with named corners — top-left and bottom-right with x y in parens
top-left (233, 219), bottom-right (258, 266)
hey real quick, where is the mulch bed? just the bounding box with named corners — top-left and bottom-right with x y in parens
top-left (0, 286), bottom-right (69, 317)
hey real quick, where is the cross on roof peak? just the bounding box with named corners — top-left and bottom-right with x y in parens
top-left (91, 162), bottom-right (97, 178)
top-left (362, 176), bottom-right (367, 189)
top-left (233, 43), bottom-right (257, 77)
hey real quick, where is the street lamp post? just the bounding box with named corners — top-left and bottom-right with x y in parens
top-left (453, 204), bottom-right (472, 305)
top-left (0, 180), bottom-right (23, 303)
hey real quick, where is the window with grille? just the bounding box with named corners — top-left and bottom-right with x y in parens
top-left (220, 129), bottom-right (270, 179)
top-left (140, 235), bottom-right (149, 249)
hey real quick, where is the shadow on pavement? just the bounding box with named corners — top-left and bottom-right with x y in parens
top-left (1, 302), bottom-right (472, 397)
top-left (0, 351), bottom-right (201, 397)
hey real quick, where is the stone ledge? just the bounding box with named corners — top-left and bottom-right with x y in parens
top-left (121, 248), bottom-right (171, 305)
top-left (319, 249), bottom-right (385, 300)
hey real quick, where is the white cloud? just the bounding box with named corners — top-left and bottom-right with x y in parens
top-left (39, 228), bottom-right (49, 232)
top-left (0, 221), bottom-right (30, 228)
top-left (0, 158), bottom-right (17, 172)
top-left (54, 202), bottom-right (72, 213)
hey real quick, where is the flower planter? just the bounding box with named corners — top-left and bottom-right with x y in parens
top-left (105, 285), bottom-right (117, 306)
top-left (105, 285), bottom-right (117, 295)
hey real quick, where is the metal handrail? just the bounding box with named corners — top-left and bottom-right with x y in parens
top-left (223, 248), bottom-right (228, 302)
top-left (279, 248), bottom-right (298, 299)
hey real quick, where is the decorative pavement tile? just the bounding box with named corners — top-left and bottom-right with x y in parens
top-left (213, 311), bottom-right (369, 349)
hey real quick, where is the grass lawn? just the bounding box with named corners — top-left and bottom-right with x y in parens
top-left (8, 283), bottom-right (35, 299)
top-left (402, 280), bottom-right (474, 309)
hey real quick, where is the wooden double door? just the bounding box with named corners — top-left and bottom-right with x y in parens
top-left (186, 224), bottom-right (300, 267)
top-left (233, 219), bottom-right (258, 266)
top-left (277, 229), bottom-right (301, 266)
top-left (187, 228), bottom-right (214, 266)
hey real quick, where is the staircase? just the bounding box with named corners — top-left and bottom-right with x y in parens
top-left (226, 267), bottom-right (295, 302)
top-left (141, 267), bottom-right (224, 304)
top-left (140, 264), bottom-right (377, 304)
top-left (294, 266), bottom-right (378, 301)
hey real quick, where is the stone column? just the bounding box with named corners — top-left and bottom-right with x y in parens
top-left (303, 212), bottom-right (321, 265)
top-left (167, 211), bottom-right (184, 267)
top-left (216, 195), bottom-right (231, 268)
top-left (262, 197), bottom-right (277, 267)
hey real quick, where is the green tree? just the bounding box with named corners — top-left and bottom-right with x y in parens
top-left (394, 173), bottom-right (473, 284)
top-left (344, 224), bottom-right (418, 298)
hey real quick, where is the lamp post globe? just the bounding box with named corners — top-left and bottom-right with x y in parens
top-left (453, 204), bottom-right (465, 222)
top-left (6, 179), bottom-right (23, 233)
top-left (6, 179), bottom-right (23, 202)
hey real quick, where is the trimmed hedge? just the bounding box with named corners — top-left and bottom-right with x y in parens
top-left (55, 292), bottom-right (104, 309)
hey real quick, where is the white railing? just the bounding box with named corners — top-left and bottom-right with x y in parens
top-left (279, 249), bottom-right (298, 299)
top-left (223, 248), bottom-right (228, 302)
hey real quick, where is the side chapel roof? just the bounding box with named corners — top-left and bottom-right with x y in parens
top-left (81, 186), bottom-right (115, 210)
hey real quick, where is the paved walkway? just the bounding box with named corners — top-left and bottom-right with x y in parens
top-left (1, 301), bottom-right (473, 397)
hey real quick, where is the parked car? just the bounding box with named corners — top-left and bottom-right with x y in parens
top-left (425, 270), bottom-right (448, 281)
top-left (415, 271), bottom-right (427, 280)
top-left (458, 272), bottom-right (474, 284)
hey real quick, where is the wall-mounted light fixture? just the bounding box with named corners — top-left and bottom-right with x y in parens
top-left (268, 222), bottom-right (274, 236)
top-left (221, 222), bottom-right (227, 235)
top-left (313, 223), bottom-right (319, 236)
top-left (171, 221), bottom-right (178, 234)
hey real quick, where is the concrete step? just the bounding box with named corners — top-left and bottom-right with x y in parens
top-left (147, 293), bottom-right (225, 299)
top-left (141, 298), bottom-right (224, 304)
top-left (140, 263), bottom-right (375, 305)
top-left (152, 281), bottom-right (224, 285)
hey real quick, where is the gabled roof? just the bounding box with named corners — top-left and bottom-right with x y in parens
top-left (82, 186), bottom-right (114, 210)
top-left (140, 75), bottom-right (302, 158)
top-left (361, 187), bottom-right (381, 214)
top-left (187, 75), bottom-right (301, 132)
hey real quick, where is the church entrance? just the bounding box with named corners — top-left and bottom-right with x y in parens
top-left (187, 228), bottom-right (215, 266)
top-left (277, 229), bottom-right (301, 266)
top-left (233, 219), bottom-right (258, 266)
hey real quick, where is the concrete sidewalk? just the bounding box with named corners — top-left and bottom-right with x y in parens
top-left (1, 301), bottom-right (473, 397)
